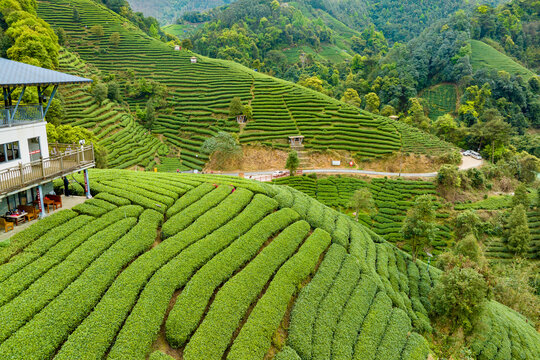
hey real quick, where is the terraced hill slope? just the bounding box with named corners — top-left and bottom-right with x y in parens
top-left (57, 51), bottom-right (166, 169)
top-left (37, 0), bottom-right (453, 171)
top-left (0, 170), bottom-right (538, 360)
top-left (471, 40), bottom-right (536, 81)
top-left (273, 175), bottom-right (452, 255)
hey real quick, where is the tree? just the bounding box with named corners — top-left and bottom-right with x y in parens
top-left (46, 123), bottom-right (107, 168)
top-left (56, 28), bottom-right (66, 46)
top-left (109, 32), bottom-right (121, 47)
top-left (243, 104), bottom-right (253, 120)
top-left (364, 92), bottom-right (380, 113)
top-left (512, 183), bottom-right (530, 208)
top-left (229, 97), bottom-right (244, 117)
top-left (400, 195), bottom-right (437, 261)
top-left (430, 266), bottom-right (489, 332)
top-left (144, 101), bottom-right (155, 130)
top-left (405, 98), bottom-right (430, 131)
top-left (454, 210), bottom-right (481, 240)
top-left (91, 83), bottom-right (107, 104)
top-left (181, 38), bottom-right (193, 50)
top-left (107, 81), bottom-right (122, 102)
top-left (341, 88), bottom-right (361, 107)
top-left (298, 76), bottom-right (323, 92)
top-left (454, 234), bottom-right (482, 263)
top-left (505, 204), bottom-right (531, 256)
top-left (90, 25), bottom-right (105, 37)
top-left (349, 188), bottom-right (375, 221)
top-left (201, 132), bottom-right (242, 168)
top-left (285, 151), bottom-right (299, 176)
top-left (72, 8), bottom-right (81, 22)
top-left (472, 111), bottom-right (512, 163)
top-left (436, 164), bottom-right (461, 197)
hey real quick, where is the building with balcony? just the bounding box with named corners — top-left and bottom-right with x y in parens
top-left (0, 58), bottom-right (94, 219)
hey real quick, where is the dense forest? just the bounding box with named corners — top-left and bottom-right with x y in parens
top-left (307, 0), bottom-right (507, 43)
top-left (189, 0), bottom-right (337, 68)
top-left (126, 0), bottom-right (233, 24)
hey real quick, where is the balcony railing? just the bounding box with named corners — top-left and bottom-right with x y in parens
top-left (0, 105), bottom-right (44, 127)
top-left (0, 144), bottom-right (95, 196)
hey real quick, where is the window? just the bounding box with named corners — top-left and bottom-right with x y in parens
top-left (28, 137), bottom-right (41, 162)
top-left (0, 141), bottom-right (20, 163)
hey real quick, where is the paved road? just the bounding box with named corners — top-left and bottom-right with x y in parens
top-left (218, 156), bottom-right (484, 180)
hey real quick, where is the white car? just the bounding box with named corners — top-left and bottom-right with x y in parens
top-left (273, 170), bottom-right (286, 177)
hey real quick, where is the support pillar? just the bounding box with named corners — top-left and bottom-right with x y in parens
top-left (84, 169), bottom-right (92, 199)
top-left (37, 185), bottom-right (46, 219)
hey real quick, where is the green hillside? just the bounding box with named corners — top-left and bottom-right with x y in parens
top-left (420, 84), bottom-right (458, 120)
top-left (56, 51), bottom-right (166, 169)
top-left (470, 39), bottom-right (536, 81)
top-left (273, 176), bottom-right (452, 254)
top-left (37, 0), bottom-right (453, 171)
top-left (0, 170), bottom-right (538, 359)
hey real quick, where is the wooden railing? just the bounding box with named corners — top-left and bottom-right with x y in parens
top-left (0, 144), bottom-right (95, 196)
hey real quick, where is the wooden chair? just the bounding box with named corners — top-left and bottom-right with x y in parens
top-left (0, 218), bottom-right (14, 233)
top-left (18, 205), bottom-right (38, 222)
top-left (46, 195), bottom-right (62, 210)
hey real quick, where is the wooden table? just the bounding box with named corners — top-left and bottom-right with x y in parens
top-left (3, 212), bottom-right (27, 226)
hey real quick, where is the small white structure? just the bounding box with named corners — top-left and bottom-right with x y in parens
top-left (288, 135), bottom-right (304, 147)
top-left (332, 160), bottom-right (341, 166)
top-left (174, 45), bottom-right (181, 51)
top-left (236, 115), bottom-right (247, 124)
top-left (389, 115), bottom-right (399, 121)
top-left (190, 57), bottom-right (198, 64)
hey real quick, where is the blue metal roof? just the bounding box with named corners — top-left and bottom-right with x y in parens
top-left (0, 58), bottom-right (92, 87)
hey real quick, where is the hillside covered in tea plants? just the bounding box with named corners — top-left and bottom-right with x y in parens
top-left (36, 0), bottom-right (454, 171)
top-left (0, 170), bottom-right (539, 360)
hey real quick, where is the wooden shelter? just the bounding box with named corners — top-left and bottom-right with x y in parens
top-left (288, 135), bottom-right (304, 147)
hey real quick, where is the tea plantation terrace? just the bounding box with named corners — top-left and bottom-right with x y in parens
top-left (0, 169), bottom-right (538, 359)
top-left (38, 0), bottom-right (454, 171)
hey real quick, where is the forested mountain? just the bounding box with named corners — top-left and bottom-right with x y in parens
top-left (307, 0), bottom-right (508, 43)
top-left (126, 0), bottom-right (233, 24)
top-left (189, 0), bottom-right (352, 69)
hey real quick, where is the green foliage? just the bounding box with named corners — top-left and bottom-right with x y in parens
top-left (349, 187), bottom-right (375, 220)
top-left (92, 82), bottom-right (108, 104)
top-left (228, 96), bottom-right (244, 117)
top-left (421, 84), bottom-right (458, 120)
top-left (201, 131), bottom-right (242, 167)
top-left (512, 183), bottom-right (530, 208)
top-left (454, 210), bottom-right (481, 240)
top-left (1, 0), bottom-right (59, 68)
top-left (437, 164), bottom-right (461, 191)
top-left (430, 266), bottom-right (489, 332)
top-left (286, 150), bottom-right (299, 175)
top-left (90, 24), bottom-right (104, 37)
top-left (400, 195), bottom-right (437, 261)
top-left (0, 210), bottom-right (77, 265)
top-left (505, 204), bottom-right (531, 256)
top-left (109, 31), bottom-right (120, 46)
top-left (183, 221), bottom-right (311, 359)
top-left (455, 234), bottom-right (482, 263)
top-left (228, 229), bottom-right (331, 360)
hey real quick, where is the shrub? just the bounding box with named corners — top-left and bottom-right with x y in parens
top-left (430, 267), bottom-right (489, 332)
top-left (228, 229), bottom-right (331, 360)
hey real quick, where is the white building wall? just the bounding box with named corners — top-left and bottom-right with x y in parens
top-left (0, 121), bottom-right (49, 172)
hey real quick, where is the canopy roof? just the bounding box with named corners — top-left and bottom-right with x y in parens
top-left (0, 58), bottom-right (92, 87)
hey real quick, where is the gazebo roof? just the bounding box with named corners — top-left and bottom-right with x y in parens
top-left (288, 135), bottom-right (305, 139)
top-left (0, 58), bottom-right (92, 88)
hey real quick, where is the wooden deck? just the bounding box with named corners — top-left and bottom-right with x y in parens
top-left (0, 144), bottom-right (95, 197)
